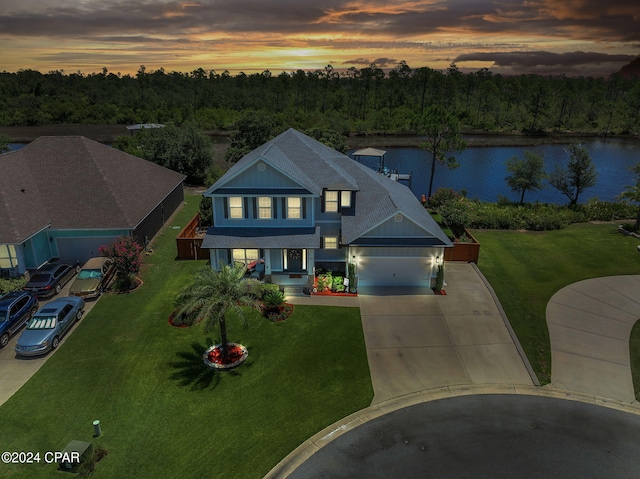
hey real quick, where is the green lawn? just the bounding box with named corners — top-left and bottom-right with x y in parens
top-left (473, 223), bottom-right (640, 385)
top-left (0, 193), bottom-right (373, 479)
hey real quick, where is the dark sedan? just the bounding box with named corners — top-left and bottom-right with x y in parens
top-left (23, 262), bottom-right (79, 298)
top-left (0, 291), bottom-right (39, 348)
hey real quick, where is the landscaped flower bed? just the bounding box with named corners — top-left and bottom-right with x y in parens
top-left (203, 343), bottom-right (248, 371)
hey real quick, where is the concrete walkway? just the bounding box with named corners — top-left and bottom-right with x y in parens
top-left (547, 275), bottom-right (640, 403)
top-left (359, 262), bottom-right (535, 403)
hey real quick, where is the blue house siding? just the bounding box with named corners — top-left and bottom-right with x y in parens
top-left (224, 161), bottom-right (304, 189)
top-left (23, 230), bottom-right (53, 270)
top-left (212, 195), bottom-right (315, 228)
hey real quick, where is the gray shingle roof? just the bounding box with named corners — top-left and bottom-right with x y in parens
top-left (0, 136), bottom-right (185, 243)
top-left (201, 226), bottom-right (320, 249)
top-left (207, 129), bottom-right (451, 247)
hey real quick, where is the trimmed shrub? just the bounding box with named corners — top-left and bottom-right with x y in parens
top-left (429, 187), bottom-right (461, 208)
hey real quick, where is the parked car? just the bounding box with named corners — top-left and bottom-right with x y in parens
top-left (69, 257), bottom-right (115, 299)
top-left (0, 292), bottom-right (39, 348)
top-left (23, 261), bottom-right (79, 298)
top-left (15, 296), bottom-right (85, 357)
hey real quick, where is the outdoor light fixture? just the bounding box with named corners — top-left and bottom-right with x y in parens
top-left (435, 255), bottom-right (443, 266)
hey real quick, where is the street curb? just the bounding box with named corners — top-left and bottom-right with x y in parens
top-left (263, 384), bottom-right (640, 479)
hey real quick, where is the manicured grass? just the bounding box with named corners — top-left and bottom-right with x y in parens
top-left (0, 193), bottom-right (373, 479)
top-left (631, 321), bottom-right (640, 399)
top-left (473, 223), bottom-right (640, 385)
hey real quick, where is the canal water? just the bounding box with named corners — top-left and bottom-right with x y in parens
top-left (349, 138), bottom-right (640, 204)
top-left (8, 138), bottom-right (640, 205)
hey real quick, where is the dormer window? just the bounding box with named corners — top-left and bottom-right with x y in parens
top-left (324, 190), bottom-right (352, 212)
top-left (341, 191), bottom-right (352, 208)
top-left (324, 191), bottom-right (339, 212)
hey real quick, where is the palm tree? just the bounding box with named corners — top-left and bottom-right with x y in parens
top-left (174, 263), bottom-right (259, 360)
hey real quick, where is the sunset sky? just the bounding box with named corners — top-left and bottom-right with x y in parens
top-left (0, 0), bottom-right (638, 77)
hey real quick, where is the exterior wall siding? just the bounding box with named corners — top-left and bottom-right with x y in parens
top-left (224, 162), bottom-right (303, 188)
top-left (23, 230), bottom-right (53, 269)
top-left (212, 195), bottom-right (314, 228)
top-left (133, 183), bottom-right (184, 246)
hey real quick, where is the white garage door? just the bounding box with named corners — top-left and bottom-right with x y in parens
top-left (357, 257), bottom-right (431, 287)
top-left (56, 237), bottom-right (119, 264)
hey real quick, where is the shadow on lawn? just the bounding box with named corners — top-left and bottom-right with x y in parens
top-left (168, 339), bottom-right (248, 390)
top-left (169, 340), bottom-right (221, 390)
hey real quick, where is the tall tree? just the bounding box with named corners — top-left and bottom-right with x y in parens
top-left (113, 122), bottom-right (212, 184)
top-left (548, 143), bottom-right (597, 206)
top-left (0, 133), bottom-right (10, 153)
top-left (174, 264), bottom-right (259, 360)
top-left (225, 111), bottom-right (281, 162)
top-left (417, 104), bottom-right (466, 199)
top-left (505, 151), bottom-right (546, 204)
top-left (617, 163), bottom-right (640, 229)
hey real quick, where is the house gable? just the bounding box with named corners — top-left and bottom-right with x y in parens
top-left (218, 159), bottom-right (308, 191)
top-left (359, 212), bottom-right (437, 239)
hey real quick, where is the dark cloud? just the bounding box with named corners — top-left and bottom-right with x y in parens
top-left (0, 0), bottom-right (637, 75)
top-left (0, 0), bottom-right (638, 42)
top-left (453, 51), bottom-right (637, 76)
top-left (342, 57), bottom-right (397, 67)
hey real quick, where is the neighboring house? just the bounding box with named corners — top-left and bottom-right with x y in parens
top-left (0, 136), bottom-right (185, 276)
top-left (202, 128), bottom-right (452, 289)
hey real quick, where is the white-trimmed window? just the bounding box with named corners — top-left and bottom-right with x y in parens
top-left (324, 191), bottom-right (339, 212)
top-left (323, 237), bottom-right (339, 249)
top-left (231, 249), bottom-right (259, 265)
top-left (0, 244), bottom-right (18, 269)
top-left (258, 197), bottom-right (272, 219)
top-left (229, 196), bottom-right (243, 219)
top-left (287, 197), bottom-right (302, 219)
top-left (341, 191), bottom-right (352, 208)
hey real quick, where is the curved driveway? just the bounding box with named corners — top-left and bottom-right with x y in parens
top-left (547, 275), bottom-right (640, 402)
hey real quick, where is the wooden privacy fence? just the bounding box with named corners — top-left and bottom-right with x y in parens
top-left (176, 214), bottom-right (208, 260)
top-left (444, 228), bottom-right (480, 263)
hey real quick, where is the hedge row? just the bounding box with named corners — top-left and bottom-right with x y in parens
top-left (437, 196), bottom-right (637, 231)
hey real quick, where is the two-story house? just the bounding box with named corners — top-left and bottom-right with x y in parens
top-left (201, 128), bottom-right (452, 289)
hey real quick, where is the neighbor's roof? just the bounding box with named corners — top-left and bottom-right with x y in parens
top-left (206, 129), bottom-right (450, 246)
top-left (0, 136), bottom-right (185, 243)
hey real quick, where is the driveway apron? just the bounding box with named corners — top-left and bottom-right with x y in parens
top-left (359, 262), bottom-right (533, 404)
top-left (547, 275), bottom-right (640, 403)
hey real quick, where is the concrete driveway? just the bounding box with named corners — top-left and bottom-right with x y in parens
top-left (359, 262), bottom-right (535, 404)
top-left (547, 275), bottom-right (640, 403)
top-left (0, 281), bottom-right (101, 405)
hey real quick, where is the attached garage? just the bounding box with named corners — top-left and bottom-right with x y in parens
top-left (357, 256), bottom-right (433, 287)
top-left (56, 236), bottom-right (120, 265)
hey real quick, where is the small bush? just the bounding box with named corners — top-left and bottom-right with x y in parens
top-left (429, 187), bottom-right (461, 208)
top-left (0, 277), bottom-right (27, 294)
top-left (260, 282), bottom-right (280, 299)
top-left (262, 290), bottom-right (285, 309)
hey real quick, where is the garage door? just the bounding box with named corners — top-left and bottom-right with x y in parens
top-left (56, 237), bottom-right (119, 264)
top-left (357, 257), bottom-right (431, 287)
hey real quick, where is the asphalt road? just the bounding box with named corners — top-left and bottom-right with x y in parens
top-left (288, 394), bottom-right (640, 479)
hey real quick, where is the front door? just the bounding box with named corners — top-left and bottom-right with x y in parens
top-left (286, 249), bottom-right (303, 272)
